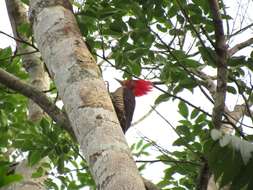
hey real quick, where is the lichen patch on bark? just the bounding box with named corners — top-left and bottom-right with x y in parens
top-left (79, 81), bottom-right (113, 111)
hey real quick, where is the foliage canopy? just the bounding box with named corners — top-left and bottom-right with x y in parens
top-left (1, 0), bottom-right (253, 189)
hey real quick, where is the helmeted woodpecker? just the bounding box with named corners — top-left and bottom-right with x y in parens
top-left (111, 79), bottom-right (153, 133)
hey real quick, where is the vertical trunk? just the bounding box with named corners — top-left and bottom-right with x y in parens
top-left (2, 1), bottom-right (49, 190)
top-left (5, 0), bottom-right (50, 122)
top-left (29, 0), bottom-right (145, 189)
top-left (207, 0), bottom-right (228, 189)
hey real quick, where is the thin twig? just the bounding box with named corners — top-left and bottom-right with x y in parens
top-left (229, 23), bottom-right (253, 38)
top-left (0, 50), bottom-right (39, 61)
top-left (0, 31), bottom-right (39, 51)
top-left (228, 37), bottom-right (253, 56)
top-left (151, 106), bottom-right (200, 156)
top-left (175, 0), bottom-right (215, 62)
top-left (132, 105), bottom-right (157, 127)
top-left (96, 52), bottom-right (213, 118)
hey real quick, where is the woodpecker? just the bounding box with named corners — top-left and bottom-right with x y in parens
top-left (111, 79), bottom-right (153, 133)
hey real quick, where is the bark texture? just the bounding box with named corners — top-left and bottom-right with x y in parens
top-left (5, 0), bottom-right (50, 122)
top-left (208, 0), bottom-right (228, 130)
top-left (206, 1), bottom-right (227, 189)
top-left (2, 1), bottom-right (49, 190)
top-left (29, 0), bottom-right (145, 189)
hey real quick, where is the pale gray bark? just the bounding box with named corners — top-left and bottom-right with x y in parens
top-left (228, 37), bottom-right (253, 56)
top-left (208, 0), bottom-right (228, 130)
top-left (5, 0), bottom-right (50, 122)
top-left (2, 1), bottom-right (50, 190)
top-left (29, 0), bottom-right (145, 189)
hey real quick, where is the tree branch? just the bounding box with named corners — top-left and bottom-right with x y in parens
top-left (228, 37), bottom-right (253, 56)
top-left (0, 68), bottom-right (75, 139)
top-left (208, 0), bottom-right (228, 129)
top-left (197, 159), bottom-right (210, 190)
top-left (5, 0), bottom-right (50, 122)
top-left (191, 69), bottom-right (217, 98)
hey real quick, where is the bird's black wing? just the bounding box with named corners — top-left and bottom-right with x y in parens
top-left (111, 87), bottom-right (135, 133)
top-left (123, 88), bottom-right (135, 133)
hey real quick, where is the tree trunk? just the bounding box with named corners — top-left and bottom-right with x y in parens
top-left (2, 1), bottom-right (49, 190)
top-left (5, 0), bottom-right (50, 122)
top-left (29, 0), bottom-right (145, 189)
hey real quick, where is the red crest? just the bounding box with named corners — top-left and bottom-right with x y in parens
top-left (132, 80), bottom-right (153, 96)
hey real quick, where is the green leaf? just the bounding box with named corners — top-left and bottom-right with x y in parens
top-left (32, 167), bottom-right (44, 178)
top-left (156, 24), bottom-right (167, 32)
top-left (231, 160), bottom-right (253, 190)
top-left (190, 109), bottom-right (200, 119)
top-left (220, 148), bottom-right (242, 188)
top-left (212, 129), bottom-right (253, 165)
top-left (20, 0), bottom-right (29, 5)
top-left (98, 8), bottom-right (121, 19)
top-left (227, 86), bottom-right (237, 94)
top-left (183, 59), bottom-right (200, 68)
top-left (0, 110), bottom-right (8, 127)
top-left (17, 23), bottom-right (32, 38)
top-left (109, 19), bottom-right (127, 33)
top-left (187, 3), bottom-right (202, 15)
top-left (199, 47), bottom-right (216, 66)
top-left (44, 178), bottom-right (59, 190)
top-left (190, 14), bottom-right (203, 24)
top-left (195, 114), bottom-right (206, 123)
top-left (131, 62), bottom-right (142, 76)
top-left (228, 56), bottom-right (246, 67)
top-left (167, 5), bottom-right (178, 18)
top-left (138, 163), bottom-right (146, 171)
top-left (0, 47), bottom-right (12, 62)
top-left (155, 93), bottom-right (171, 104)
top-left (57, 157), bottom-right (65, 174)
top-left (28, 150), bottom-right (43, 166)
top-left (173, 137), bottom-right (188, 146)
top-left (178, 101), bottom-right (189, 118)
top-left (136, 139), bottom-right (144, 150)
top-left (208, 143), bottom-right (224, 181)
top-left (0, 174), bottom-right (23, 187)
top-left (169, 29), bottom-right (184, 36)
top-left (40, 118), bottom-right (51, 130)
top-left (176, 125), bottom-right (190, 136)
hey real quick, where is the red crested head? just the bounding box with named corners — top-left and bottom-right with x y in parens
top-left (121, 79), bottom-right (153, 97)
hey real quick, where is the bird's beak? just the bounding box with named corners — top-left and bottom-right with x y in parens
top-left (115, 78), bottom-right (123, 85)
